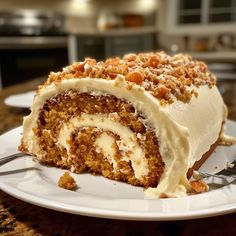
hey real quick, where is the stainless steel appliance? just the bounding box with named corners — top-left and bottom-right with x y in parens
top-left (0, 9), bottom-right (65, 36)
top-left (0, 10), bottom-right (68, 88)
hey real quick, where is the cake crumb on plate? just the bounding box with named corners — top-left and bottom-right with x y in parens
top-left (58, 172), bottom-right (78, 190)
top-left (225, 161), bottom-right (235, 169)
top-left (190, 180), bottom-right (209, 193)
top-left (219, 134), bottom-right (236, 146)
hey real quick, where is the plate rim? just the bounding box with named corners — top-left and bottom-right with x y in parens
top-left (0, 180), bottom-right (236, 221)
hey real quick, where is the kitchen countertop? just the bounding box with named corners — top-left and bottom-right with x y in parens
top-left (0, 77), bottom-right (236, 235)
top-left (0, 36), bottom-right (68, 50)
top-left (189, 51), bottom-right (236, 62)
top-left (67, 26), bottom-right (158, 37)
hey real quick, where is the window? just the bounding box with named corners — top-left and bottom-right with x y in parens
top-left (178, 0), bottom-right (236, 24)
top-left (179, 0), bottom-right (202, 24)
top-left (209, 0), bottom-right (235, 22)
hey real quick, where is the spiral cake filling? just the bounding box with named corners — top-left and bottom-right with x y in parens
top-left (58, 113), bottom-right (148, 179)
top-left (31, 90), bottom-right (164, 187)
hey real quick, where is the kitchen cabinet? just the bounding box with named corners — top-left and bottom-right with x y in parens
top-left (187, 51), bottom-right (236, 81)
top-left (159, 0), bottom-right (236, 35)
top-left (105, 34), bottom-right (154, 58)
top-left (179, 0), bottom-right (235, 24)
top-left (69, 36), bottom-right (105, 61)
top-left (68, 27), bottom-right (157, 63)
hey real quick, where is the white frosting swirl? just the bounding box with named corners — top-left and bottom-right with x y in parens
top-left (57, 113), bottom-right (148, 179)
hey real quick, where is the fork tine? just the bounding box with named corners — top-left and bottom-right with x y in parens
top-left (198, 172), bottom-right (236, 181)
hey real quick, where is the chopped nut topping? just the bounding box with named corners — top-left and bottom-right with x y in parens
top-left (127, 71), bottom-right (144, 85)
top-left (153, 84), bottom-right (171, 100)
top-left (148, 55), bottom-right (160, 67)
top-left (42, 51), bottom-right (216, 105)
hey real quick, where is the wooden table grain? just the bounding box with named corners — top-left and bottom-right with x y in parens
top-left (0, 77), bottom-right (236, 235)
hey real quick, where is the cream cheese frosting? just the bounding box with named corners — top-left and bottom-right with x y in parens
top-left (21, 76), bottom-right (227, 198)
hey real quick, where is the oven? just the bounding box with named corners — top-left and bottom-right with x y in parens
top-left (0, 10), bottom-right (68, 88)
top-left (0, 36), bottom-right (68, 88)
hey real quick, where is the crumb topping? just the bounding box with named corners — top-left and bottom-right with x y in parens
top-left (40, 51), bottom-right (216, 104)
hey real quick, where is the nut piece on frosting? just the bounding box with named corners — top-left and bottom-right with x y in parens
top-left (58, 172), bottom-right (78, 190)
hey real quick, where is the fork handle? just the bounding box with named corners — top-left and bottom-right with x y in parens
top-left (0, 153), bottom-right (26, 166)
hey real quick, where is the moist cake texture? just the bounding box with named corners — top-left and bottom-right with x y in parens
top-left (19, 51), bottom-right (227, 198)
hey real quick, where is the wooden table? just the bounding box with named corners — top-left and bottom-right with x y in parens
top-left (0, 77), bottom-right (236, 235)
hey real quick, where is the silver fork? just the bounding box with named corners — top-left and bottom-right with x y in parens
top-left (196, 172), bottom-right (236, 180)
top-left (0, 152), bottom-right (28, 166)
top-left (194, 160), bottom-right (236, 182)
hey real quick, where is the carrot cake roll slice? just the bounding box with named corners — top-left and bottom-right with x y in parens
top-left (19, 52), bottom-right (227, 198)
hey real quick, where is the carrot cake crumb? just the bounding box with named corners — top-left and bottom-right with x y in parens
top-left (58, 172), bottom-right (77, 190)
top-left (190, 180), bottom-right (209, 193)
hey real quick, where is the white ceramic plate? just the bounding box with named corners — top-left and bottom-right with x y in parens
top-left (4, 91), bottom-right (35, 108)
top-left (0, 121), bottom-right (236, 221)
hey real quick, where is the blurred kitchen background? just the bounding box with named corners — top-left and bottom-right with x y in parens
top-left (1, 0), bottom-right (236, 89)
